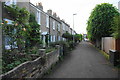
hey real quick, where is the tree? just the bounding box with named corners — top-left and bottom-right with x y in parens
top-left (74, 34), bottom-right (83, 42)
top-left (62, 31), bottom-right (73, 41)
top-left (87, 3), bottom-right (119, 41)
top-left (112, 14), bottom-right (120, 39)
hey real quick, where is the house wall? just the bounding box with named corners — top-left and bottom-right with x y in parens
top-left (61, 22), bottom-right (66, 41)
top-left (55, 20), bottom-right (61, 41)
top-left (17, 2), bottom-right (30, 11)
top-left (41, 13), bottom-right (49, 33)
top-left (49, 18), bottom-right (57, 42)
top-left (30, 3), bottom-right (49, 34)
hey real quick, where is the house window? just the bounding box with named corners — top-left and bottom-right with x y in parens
top-left (36, 11), bottom-right (41, 25)
top-left (5, 0), bottom-right (17, 6)
top-left (53, 20), bottom-right (55, 30)
top-left (46, 15), bottom-right (49, 28)
top-left (58, 36), bottom-right (61, 41)
top-left (12, 0), bottom-right (17, 5)
top-left (53, 35), bottom-right (56, 42)
top-left (58, 23), bottom-right (60, 31)
top-left (62, 23), bottom-right (65, 31)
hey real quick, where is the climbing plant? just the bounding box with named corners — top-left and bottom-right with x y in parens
top-left (28, 13), bottom-right (41, 48)
top-left (3, 4), bottom-right (30, 52)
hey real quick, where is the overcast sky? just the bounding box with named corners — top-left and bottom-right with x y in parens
top-left (30, 0), bottom-right (119, 34)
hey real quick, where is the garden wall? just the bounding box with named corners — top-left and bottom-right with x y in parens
top-left (0, 45), bottom-right (60, 79)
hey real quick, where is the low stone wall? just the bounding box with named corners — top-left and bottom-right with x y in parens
top-left (0, 45), bottom-right (60, 79)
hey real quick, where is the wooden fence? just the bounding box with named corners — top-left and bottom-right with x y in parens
top-left (101, 37), bottom-right (120, 54)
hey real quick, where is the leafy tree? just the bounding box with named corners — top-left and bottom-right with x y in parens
top-left (87, 3), bottom-right (119, 41)
top-left (74, 34), bottom-right (83, 42)
top-left (112, 14), bottom-right (120, 39)
top-left (62, 31), bottom-right (73, 41)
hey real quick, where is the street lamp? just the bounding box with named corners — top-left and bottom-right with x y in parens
top-left (73, 13), bottom-right (77, 43)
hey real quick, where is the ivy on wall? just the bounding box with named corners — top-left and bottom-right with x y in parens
top-left (2, 4), bottom-right (41, 53)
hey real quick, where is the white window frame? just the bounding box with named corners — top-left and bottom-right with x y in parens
top-left (37, 11), bottom-right (41, 25)
top-left (5, 0), bottom-right (17, 6)
top-left (53, 35), bottom-right (55, 42)
top-left (62, 23), bottom-right (65, 31)
top-left (58, 23), bottom-right (60, 31)
top-left (53, 20), bottom-right (55, 30)
top-left (58, 36), bottom-right (61, 41)
top-left (46, 15), bottom-right (49, 28)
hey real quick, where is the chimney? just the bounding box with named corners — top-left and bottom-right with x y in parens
top-left (62, 19), bottom-right (65, 22)
top-left (53, 12), bottom-right (57, 17)
top-left (57, 16), bottom-right (60, 20)
top-left (36, 2), bottom-right (43, 10)
top-left (47, 9), bottom-right (52, 15)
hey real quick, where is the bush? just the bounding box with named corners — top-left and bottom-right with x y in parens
top-left (2, 52), bottom-right (32, 74)
top-left (45, 47), bottom-right (56, 53)
top-left (26, 46), bottom-right (38, 54)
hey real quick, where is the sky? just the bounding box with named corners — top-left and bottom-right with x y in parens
top-left (30, 0), bottom-right (120, 34)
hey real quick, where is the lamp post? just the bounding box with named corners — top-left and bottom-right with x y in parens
top-left (73, 13), bottom-right (77, 43)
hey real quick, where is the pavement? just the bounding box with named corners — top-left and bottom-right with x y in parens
top-left (43, 41), bottom-right (118, 78)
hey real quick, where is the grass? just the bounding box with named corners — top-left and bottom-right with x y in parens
top-left (100, 50), bottom-right (109, 60)
top-left (89, 43), bottom-right (109, 60)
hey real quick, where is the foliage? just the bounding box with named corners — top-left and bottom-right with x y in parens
top-left (112, 14), bottom-right (120, 39)
top-left (62, 31), bottom-right (73, 41)
top-left (27, 13), bottom-right (42, 48)
top-left (87, 3), bottom-right (119, 41)
top-left (49, 41), bottom-right (69, 48)
top-left (2, 51), bottom-right (32, 73)
top-left (74, 34), bottom-right (83, 42)
top-left (3, 4), bottom-right (30, 52)
top-left (62, 32), bottom-right (82, 42)
top-left (45, 47), bottom-right (56, 53)
top-left (27, 46), bottom-right (38, 54)
top-left (2, 4), bottom-right (42, 74)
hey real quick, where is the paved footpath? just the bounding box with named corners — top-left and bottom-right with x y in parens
top-left (44, 41), bottom-right (118, 78)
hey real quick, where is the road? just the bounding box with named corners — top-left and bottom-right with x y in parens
top-left (44, 41), bottom-right (118, 78)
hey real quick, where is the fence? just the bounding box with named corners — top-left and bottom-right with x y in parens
top-left (101, 37), bottom-right (120, 54)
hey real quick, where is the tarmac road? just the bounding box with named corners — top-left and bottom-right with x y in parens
top-left (44, 41), bottom-right (118, 78)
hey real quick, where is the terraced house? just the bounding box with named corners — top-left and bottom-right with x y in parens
top-left (1, 0), bottom-right (77, 49)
